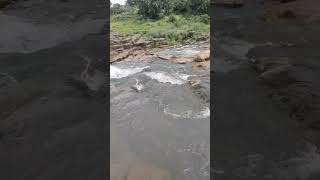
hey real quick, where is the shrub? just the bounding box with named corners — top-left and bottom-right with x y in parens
top-left (167, 15), bottom-right (177, 23)
top-left (111, 4), bottom-right (126, 15)
top-left (129, 0), bottom-right (209, 19)
top-left (136, 0), bottom-right (169, 19)
top-left (187, 0), bottom-right (209, 15)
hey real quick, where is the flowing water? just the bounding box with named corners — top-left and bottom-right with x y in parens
top-left (110, 45), bottom-right (210, 180)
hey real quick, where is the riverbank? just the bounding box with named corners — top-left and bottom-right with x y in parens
top-left (111, 13), bottom-right (209, 45)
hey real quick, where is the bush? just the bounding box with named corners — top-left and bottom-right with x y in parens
top-left (111, 4), bottom-right (126, 15)
top-left (167, 15), bottom-right (177, 23)
top-left (128, 0), bottom-right (209, 19)
top-left (136, 0), bottom-right (167, 19)
top-left (192, 14), bottom-right (210, 24)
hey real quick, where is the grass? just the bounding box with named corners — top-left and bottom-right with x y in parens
top-left (111, 13), bottom-right (210, 45)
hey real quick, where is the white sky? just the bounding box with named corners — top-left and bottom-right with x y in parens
top-left (111, 0), bottom-right (126, 5)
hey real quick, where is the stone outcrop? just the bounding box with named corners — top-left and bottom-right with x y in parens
top-left (110, 34), bottom-right (172, 63)
top-left (157, 50), bottom-right (210, 69)
top-left (264, 0), bottom-right (320, 23)
top-left (252, 55), bottom-right (320, 126)
top-left (194, 50), bottom-right (210, 62)
top-left (110, 34), bottom-right (153, 63)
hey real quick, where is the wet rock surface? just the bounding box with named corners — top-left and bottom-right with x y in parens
top-left (212, 1), bottom-right (320, 179)
top-left (110, 34), bottom-right (154, 63)
top-left (0, 0), bottom-right (108, 179)
top-left (264, 0), bottom-right (320, 23)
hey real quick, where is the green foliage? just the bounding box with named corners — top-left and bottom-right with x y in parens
top-left (167, 15), bottom-right (177, 23)
top-left (124, 0), bottom-right (209, 19)
top-left (111, 14), bottom-right (209, 44)
top-left (110, 0), bottom-right (210, 44)
top-left (187, 0), bottom-right (209, 15)
top-left (126, 0), bottom-right (139, 6)
top-left (111, 4), bottom-right (126, 15)
top-left (136, 0), bottom-right (170, 19)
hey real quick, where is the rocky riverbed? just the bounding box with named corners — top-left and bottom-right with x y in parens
top-left (110, 33), bottom-right (210, 180)
top-left (0, 0), bottom-right (108, 179)
top-left (212, 1), bottom-right (320, 179)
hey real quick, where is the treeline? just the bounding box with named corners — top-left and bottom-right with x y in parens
top-left (111, 0), bottom-right (209, 19)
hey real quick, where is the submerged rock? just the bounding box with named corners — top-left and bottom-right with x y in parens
top-left (190, 79), bottom-right (202, 88)
top-left (193, 61), bottom-right (210, 70)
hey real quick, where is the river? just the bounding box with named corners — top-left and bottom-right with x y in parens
top-left (110, 45), bottom-right (210, 180)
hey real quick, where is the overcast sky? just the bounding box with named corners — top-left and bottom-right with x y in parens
top-left (111, 0), bottom-right (126, 5)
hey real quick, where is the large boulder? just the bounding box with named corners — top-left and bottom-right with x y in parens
top-left (194, 50), bottom-right (210, 62)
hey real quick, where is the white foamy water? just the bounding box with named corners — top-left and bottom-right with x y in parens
top-left (164, 108), bottom-right (193, 119)
top-left (132, 78), bottom-right (144, 92)
top-left (110, 65), bottom-right (149, 79)
top-left (164, 107), bottom-right (210, 119)
top-left (195, 107), bottom-right (210, 119)
top-left (145, 71), bottom-right (187, 85)
top-left (176, 72), bottom-right (192, 81)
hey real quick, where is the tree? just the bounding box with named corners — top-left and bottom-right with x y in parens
top-left (137, 0), bottom-right (166, 19)
top-left (187, 0), bottom-right (209, 15)
top-left (126, 0), bottom-right (138, 6)
top-left (125, 0), bottom-right (209, 19)
top-left (111, 3), bottom-right (125, 15)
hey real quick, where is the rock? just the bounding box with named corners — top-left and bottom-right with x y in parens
top-left (157, 55), bottom-right (172, 60)
top-left (157, 50), bottom-right (210, 65)
top-left (194, 50), bottom-right (210, 62)
top-left (193, 61), bottom-right (210, 70)
top-left (253, 57), bottom-right (291, 73)
top-left (111, 44), bottom-right (124, 50)
top-left (158, 55), bottom-right (195, 64)
top-left (259, 64), bottom-right (292, 82)
top-left (190, 79), bottom-right (202, 88)
top-left (131, 34), bottom-right (142, 43)
top-left (134, 39), bottom-right (147, 46)
top-left (0, 73), bottom-right (18, 88)
top-left (264, 0), bottom-right (320, 23)
top-left (111, 34), bottom-right (153, 62)
top-left (171, 56), bottom-right (195, 64)
top-left (111, 50), bottom-right (131, 63)
top-left (131, 49), bottom-right (147, 59)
